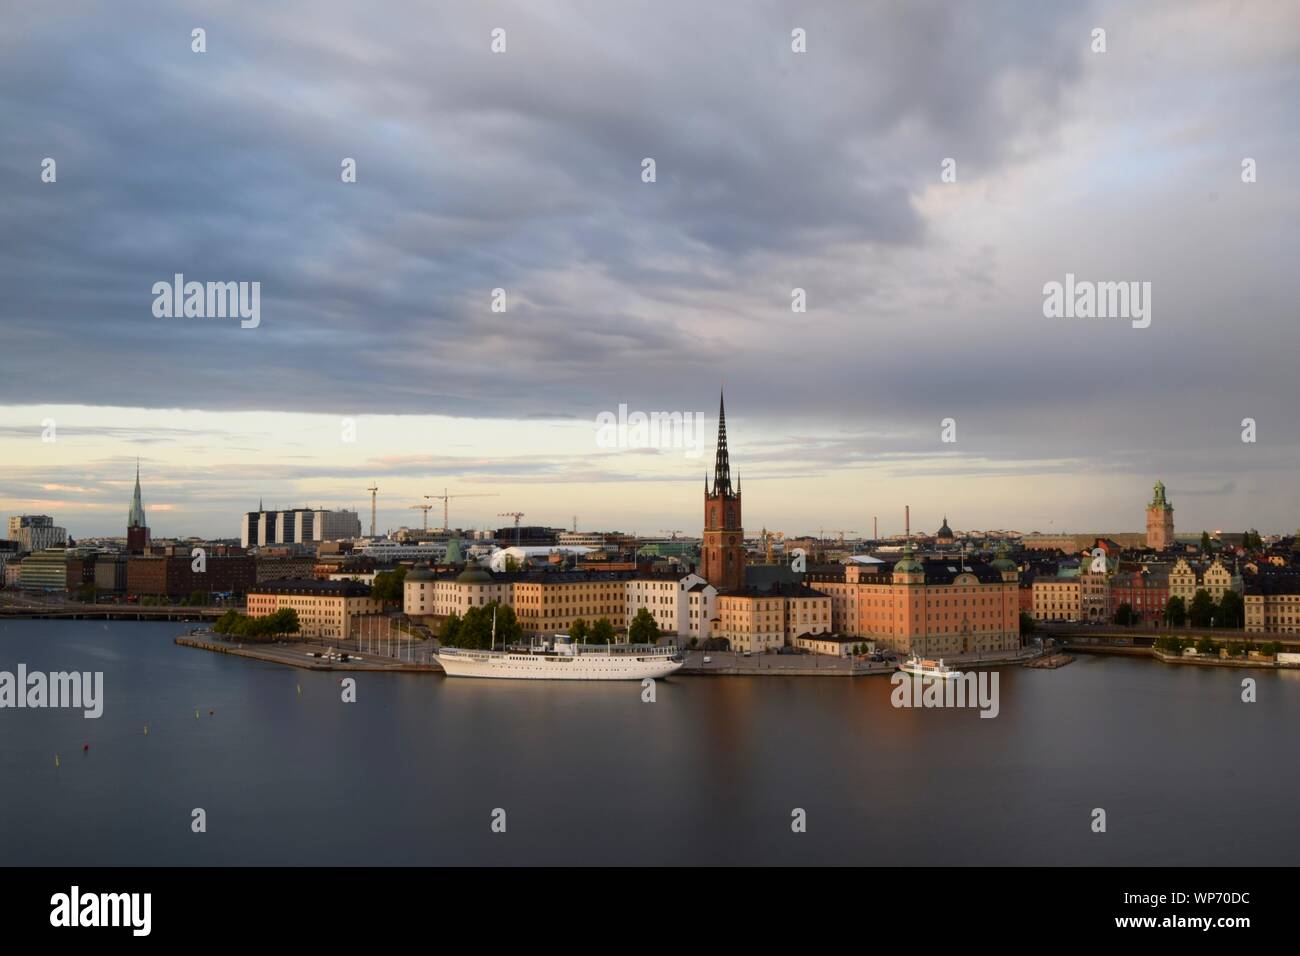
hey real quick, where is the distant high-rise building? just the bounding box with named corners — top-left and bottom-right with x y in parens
top-left (127, 460), bottom-right (151, 551)
top-left (7, 515), bottom-right (67, 552)
top-left (1146, 480), bottom-right (1175, 550)
top-left (240, 506), bottom-right (361, 548)
top-left (701, 390), bottom-right (745, 592)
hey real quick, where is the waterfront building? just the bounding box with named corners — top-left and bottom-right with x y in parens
top-left (1146, 480), bottom-right (1175, 550)
top-left (1169, 557), bottom-right (1240, 604)
top-left (246, 579), bottom-right (382, 640)
top-left (7, 515), bottom-right (67, 553)
top-left (715, 582), bottom-right (832, 654)
top-left (403, 560), bottom-right (519, 622)
top-left (804, 545), bottom-right (1020, 656)
top-left (700, 390), bottom-right (745, 592)
top-left (513, 570), bottom-right (635, 634)
top-left (19, 548), bottom-right (69, 590)
top-left (94, 553), bottom-right (127, 593)
top-left (127, 553), bottom-right (256, 599)
top-left (1080, 560), bottom-right (1113, 622)
top-left (624, 570), bottom-right (717, 641)
top-left (1244, 573), bottom-right (1300, 634)
top-left (127, 460), bottom-right (150, 552)
top-left (1108, 565), bottom-right (1170, 625)
top-left (1032, 570), bottom-right (1082, 622)
top-left (794, 633), bottom-right (862, 657)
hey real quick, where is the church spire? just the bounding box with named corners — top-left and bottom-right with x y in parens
top-left (128, 458), bottom-right (147, 528)
top-left (712, 389), bottom-right (733, 497)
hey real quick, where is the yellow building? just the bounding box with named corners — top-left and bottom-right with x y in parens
top-left (513, 571), bottom-right (634, 634)
top-left (1244, 574), bottom-right (1300, 634)
top-left (403, 562), bottom-right (517, 622)
top-left (246, 579), bottom-right (383, 640)
top-left (1170, 557), bottom-right (1239, 604)
top-left (1032, 575), bottom-right (1082, 622)
top-left (715, 584), bottom-right (832, 654)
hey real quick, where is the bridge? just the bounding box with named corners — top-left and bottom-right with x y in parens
top-left (0, 602), bottom-right (233, 622)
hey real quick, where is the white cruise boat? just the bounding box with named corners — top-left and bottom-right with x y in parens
top-left (897, 656), bottom-right (963, 680)
top-left (435, 636), bottom-right (684, 681)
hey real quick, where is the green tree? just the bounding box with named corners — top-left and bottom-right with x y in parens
top-left (590, 618), bottom-right (616, 645)
top-left (1188, 589), bottom-right (1216, 628)
top-left (1114, 603), bottom-right (1136, 626)
top-left (370, 567), bottom-right (408, 605)
top-left (568, 617), bottom-right (590, 642)
top-left (628, 607), bottom-right (661, 644)
top-left (438, 612), bottom-right (462, 646)
top-left (213, 609), bottom-right (239, 634)
top-left (1200, 531), bottom-right (1213, 553)
top-left (75, 583), bottom-right (97, 603)
top-left (188, 589), bottom-right (208, 607)
top-left (1217, 591), bottom-right (1244, 629)
top-left (1018, 611), bottom-right (1036, 635)
top-left (1164, 596), bottom-right (1187, 627)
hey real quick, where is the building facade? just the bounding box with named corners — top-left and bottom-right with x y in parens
top-left (8, 515), bottom-right (67, 553)
top-left (805, 547), bottom-right (1020, 656)
top-left (624, 571), bottom-right (716, 641)
top-left (1244, 574), bottom-right (1300, 634)
top-left (715, 583), bottom-right (832, 654)
top-left (246, 579), bottom-right (382, 640)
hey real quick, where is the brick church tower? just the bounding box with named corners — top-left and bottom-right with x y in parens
top-left (701, 390), bottom-right (745, 592)
top-left (1146, 479), bottom-right (1174, 551)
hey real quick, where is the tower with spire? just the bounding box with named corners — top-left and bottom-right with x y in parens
top-left (701, 390), bottom-right (745, 591)
top-left (127, 458), bottom-right (151, 552)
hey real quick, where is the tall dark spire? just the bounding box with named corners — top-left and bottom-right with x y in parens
top-left (712, 389), bottom-right (733, 497)
top-left (128, 458), bottom-right (146, 528)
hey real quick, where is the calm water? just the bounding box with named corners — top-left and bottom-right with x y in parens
top-left (2, 619), bottom-right (1297, 866)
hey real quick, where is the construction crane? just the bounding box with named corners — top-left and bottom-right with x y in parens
top-left (659, 529), bottom-right (683, 540)
top-left (410, 503), bottom-right (435, 532)
top-left (830, 529), bottom-right (858, 546)
top-left (366, 484), bottom-right (379, 537)
top-left (425, 488), bottom-right (499, 532)
top-left (498, 512), bottom-right (525, 547)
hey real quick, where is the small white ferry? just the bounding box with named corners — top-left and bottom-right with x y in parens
top-left (897, 656), bottom-right (963, 680)
top-left (435, 635), bottom-right (684, 681)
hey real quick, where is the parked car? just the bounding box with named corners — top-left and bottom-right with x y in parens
top-left (702, 656), bottom-right (712, 664)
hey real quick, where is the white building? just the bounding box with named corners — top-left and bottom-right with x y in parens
top-left (625, 571), bottom-right (716, 642)
top-left (240, 507), bottom-right (361, 548)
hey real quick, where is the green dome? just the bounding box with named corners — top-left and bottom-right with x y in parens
top-left (456, 557), bottom-right (493, 584)
top-left (987, 541), bottom-right (1019, 572)
top-left (893, 544), bottom-right (924, 574)
top-left (406, 563), bottom-right (436, 582)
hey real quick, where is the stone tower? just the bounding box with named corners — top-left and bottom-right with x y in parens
top-left (1146, 480), bottom-right (1174, 550)
top-left (701, 390), bottom-right (745, 592)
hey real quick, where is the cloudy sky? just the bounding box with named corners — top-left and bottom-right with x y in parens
top-left (1, 0), bottom-right (1297, 539)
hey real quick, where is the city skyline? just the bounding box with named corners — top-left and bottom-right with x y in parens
top-left (3, 0), bottom-right (1298, 536)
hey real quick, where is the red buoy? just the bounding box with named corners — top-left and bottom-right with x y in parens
top-left (82, 743), bottom-right (89, 752)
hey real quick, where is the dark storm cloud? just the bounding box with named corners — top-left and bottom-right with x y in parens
top-left (0, 0), bottom-right (1093, 420)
